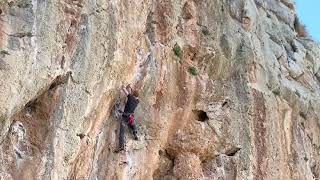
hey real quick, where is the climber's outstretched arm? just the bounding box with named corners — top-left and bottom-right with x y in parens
top-left (122, 84), bottom-right (132, 95)
top-left (122, 86), bottom-right (129, 95)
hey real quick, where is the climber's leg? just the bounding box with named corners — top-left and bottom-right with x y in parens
top-left (129, 122), bottom-right (138, 140)
top-left (115, 119), bottom-right (125, 152)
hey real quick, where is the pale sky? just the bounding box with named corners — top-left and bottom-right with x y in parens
top-left (295, 0), bottom-right (320, 41)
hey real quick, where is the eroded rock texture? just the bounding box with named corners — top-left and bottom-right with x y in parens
top-left (0, 0), bottom-right (319, 179)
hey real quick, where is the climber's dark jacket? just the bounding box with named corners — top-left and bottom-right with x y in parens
top-left (123, 94), bottom-right (139, 114)
top-left (117, 94), bottom-right (139, 150)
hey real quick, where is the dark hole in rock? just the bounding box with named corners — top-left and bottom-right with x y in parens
top-left (49, 84), bottom-right (55, 90)
top-left (49, 74), bottom-right (69, 90)
top-left (25, 100), bottom-right (36, 113)
top-left (61, 56), bottom-right (65, 69)
top-left (222, 101), bottom-right (228, 107)
top-left (193, 110), bottom-right (209, 122)
top-left (225, 147), bottom-right (241, 156)
top-left (14, 150), bottom-right (23, 159)
top-left (221, 5), bottom-right (224, 12)
top-left (18, 123), bottom-right (24, 128)
top-left (299, 112), bottom-right (307, 119)
top-left (70, 19), bottom-right (77, 26)
top-left (76, 133), bottom-right (86, 139)
top-left (165, 149), bottom-right (175, 161)
top-left (267, 13), bottom-right (271, 18)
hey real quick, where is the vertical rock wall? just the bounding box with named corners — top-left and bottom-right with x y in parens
top-left (0, 0), bottom-right (319, 179)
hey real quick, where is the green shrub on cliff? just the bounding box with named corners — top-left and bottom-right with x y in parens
top-left (188, 67), bottom-right (198, 76)
top-left (173, 46), bottom-right (182, 58)
top-left (202, 28), bottom-right (210, 36)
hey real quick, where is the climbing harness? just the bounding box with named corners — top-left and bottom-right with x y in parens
top-left (128, 114), bottom-right (135, 125)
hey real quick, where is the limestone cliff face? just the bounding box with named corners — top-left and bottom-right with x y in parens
top-left (0, 0), bottom-right (320, 179)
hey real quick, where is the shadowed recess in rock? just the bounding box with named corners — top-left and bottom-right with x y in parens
top-left (0, 74), bottom-right (68, 179)
top-left (193, 110), bottom-right (209, 122)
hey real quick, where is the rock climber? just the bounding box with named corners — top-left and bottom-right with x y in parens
top-left (114, 84), bottom-right (140, 153)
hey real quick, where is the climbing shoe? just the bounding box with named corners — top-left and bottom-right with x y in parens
top-left (114, 146), bottom-right (124, 153)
